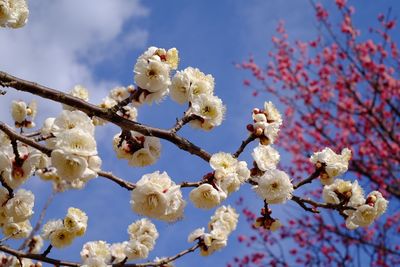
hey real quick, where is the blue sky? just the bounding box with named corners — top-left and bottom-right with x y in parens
top-left (0, 0), bottom-right (399, 266)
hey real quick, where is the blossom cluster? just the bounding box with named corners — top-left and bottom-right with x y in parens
top-left (36, 110), bottom-right (102, 191)
top-left (251, 142), bottom-right (294, 204)
top-left (171, 67), bottom-right (225, 130)
top-left (323, 179), bottom-right (388, 229)
top-left (248, 101), bottom-right (283, 145)
top-left (0, 251), bottom-right (42, 267)
top-left (310, 147), bottom-right (351, 185)
top-left (42, 207), bottom-right (88, 248)
top-left (113, 131), bottom-right (160, 167)
top-left (0, 133), bottom-right (41, 189)
top-left (188, 205), bottom-right (239, 256)
top-left (130, 171), bottom-right (185, 222)
top-left (0, 188), bottom-right (34, 239)
top-left (133, 47), bottom-right (226, 130)
top-left (190, 152), bottom-right (250, 209)
top-left (80, 218), bottom-right (159, 266)
top-left (11, 100), bottom-right (37, 128)
top-left (0, 0), bottom-right (28, 28)
top-left (134, 47), bottom-right (179, 104)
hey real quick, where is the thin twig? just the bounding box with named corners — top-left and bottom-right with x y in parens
top-left (291, 195), bottom-right (355, 214)
top-left (170, 113), bottom-right (199, 133)
top-left (293, 167), bottom-right (322, 189)
top-left (97, 171), bottom-right (136, 190)
top-left (41, 244), bottom-right (52, 257)
top-left (232, 134), bottom-right (256, 158)
top-left (0, 172), bottom-right (14, 199)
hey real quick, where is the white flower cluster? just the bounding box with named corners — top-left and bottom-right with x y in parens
top-left (80, 218), bottom-right (159, 266)
top-left (113, 131), bottom-right (160, 167)
top-left (310, 147), bottom-right (351, 185)
top-left (188, 205), bottom-right (238, 256)
top-left (130, 171), bottom-right (185, 222)
top-left (0, 0), bottom-right (28, 28)
top-left (171, 67), bottom-right (225, 130)
top-left (134, 47), bottom-right (178, 104)
top-left (42, 207), bottom-right (88, 248)
top-left (133, 47), bottom-right (225, 130)
top-left (252, 144), bottom-right (280, 171)
top-left (0, 189), bottom-right (34, 239)
top-left (250, 101), bottom-right (283, 145)
top-left (190, 152), bottom-right (249, 209)
top-left (11, 100), bottom-right (37, 128)
top-left (0, 141), bottom-right (41, 189)
top-left (0, 252), bottom-right (42, 267)
top-left (323, 179), bottom-right (388, 229)
top-left (253, 169), bottom-right (293, 204)
top-left (36, 110), bottom-right (101, 191)
top-left (251, 144), bottom-right (293, 204)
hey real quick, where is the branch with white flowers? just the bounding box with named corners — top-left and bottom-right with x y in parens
top-left (0, 71), bottom-right (212, 162)
top-left (0, 121), bottom-right (206, 192)
top-left (291, 195), bottom-right (355, 214)
top-left (0, 242), bottom-right (200, 267)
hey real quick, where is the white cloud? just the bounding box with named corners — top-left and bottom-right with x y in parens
top-left (0, 0), bottom-right (148, 122)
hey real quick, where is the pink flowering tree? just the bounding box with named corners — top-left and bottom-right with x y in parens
top-left (234, 0), bottom-right (399, 266)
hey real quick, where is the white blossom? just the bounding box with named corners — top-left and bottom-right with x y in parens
top-left (210, 152), bottom-right (237, 179)
top-left (188, 227), bottom-right (206, 243)
top-left (52, 110), bottom-right (95, 137)
top-left (322, 179), bottom-right (365, 207)
top-left (11, 100), bottom-right (27, 123)
top-left (64, 207), bottom-right (88, 236)
top-left (253, 169), bottom-right (293, 204)
top-left (42, 219), bottom-right (63, 239)
top-left (189, 184), bottom-right (222, 209)
top-left (349, 204), bottom-right (377, 227)
top-left (3, 220), bottom-right (32, 239)
top-left (310, 147), bottom-right (351, 184)
top-left (49, 227), bottom-right (75, 248)
top-left (190, 94), bottom-right (225, 130)
top-left (55, 128), bottom-right (97, 156)
top-left (0, 0), bottom-right (29, 29)
top-left (51, 149), bottom-right (88, 181)
top-left (208, 205), bottom-right (239, 233)
top-left (109, 86), bottom-right (130, 102)
top-left (130, 171), bottom-right (185, 222)
top-left (264, 101), bottom-right (282, 124)
top-left (367, 191), bottom-right (388, 217)
top-left (28, 235), bottom-right (44, 253)
top-left (110, 242), bottom-right (128, 264)
top-left (127, 218), bottom-right (159, 241)
top-left (5, 189), bottom-right (34, 223)
top-left (252, 145), bottom-right (280, 171)
top-left (124, 240), bottom-right (149, 260)
top-left (170, 67), bottom-right (214, 104)
top-left (81, 241), bottom-right (111, 265)
top-left (134, 57), bottom-right (171, 93)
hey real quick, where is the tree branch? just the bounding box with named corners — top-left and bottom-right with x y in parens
top-left (232, 134), bottom-right (256, 158)
top-left (0, 71), bottom-right (211, 162)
